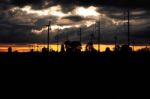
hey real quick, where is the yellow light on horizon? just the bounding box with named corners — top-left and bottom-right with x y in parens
top-left (0, 44), bottom-right (149, 52)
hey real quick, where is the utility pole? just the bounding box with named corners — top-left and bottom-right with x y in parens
top-left (79, 28), bottom-right (82, 43)
top-left (123, 8), bottom-right (130, 46)
top-left (55, 34), bottom-right (59, 52)
top-left (90, 33), bottom-right (94, 43)
top-left (127, 8), bottom-right (130, 46)
top-left (114, 36), bottom-right (117, 47)
top-left (132, 40), bottom-right (135, 52)
top-left (97, 15), bottom-right (101, 52)
top-left (46, 21), bottom-right (51, 51)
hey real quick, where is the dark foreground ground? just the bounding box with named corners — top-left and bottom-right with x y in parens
top-left (0, 51), bottom-right (149, 98)
top-left (0, 51), bottom-right (149, 65)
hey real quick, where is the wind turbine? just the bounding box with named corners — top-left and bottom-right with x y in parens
top-left (95, 15), bottom-right (101, 52)
top-left (127, 8), bottom-right (130, 46)
top-left (114, 36), bottom-right (118, 48)
top-left (124, 8), bottom-right (131, 46)
top-left (45, 21), bottom-right (51, 52)
top-left (79, 28), bottom-right (82, 43)
top-left (55, 27), bottom-right (60, 52)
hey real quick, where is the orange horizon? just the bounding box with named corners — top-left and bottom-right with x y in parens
top-left (0, 44), bottom-right (149, 52)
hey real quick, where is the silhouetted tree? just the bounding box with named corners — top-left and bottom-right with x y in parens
top-left (64, 41), bottom-right (81, 52)
top-left (64, 40), bottom-right (72, 52)
top-left (85, 42), bottom-right (97, 52)
top-left (114, 45), bottom-right (121, 52)
top-left (42, 47), bottom-right (48, 53)
top-left (105, 47), bottom-right (111, 53)
top-left (60, 44), bottom-right (65, 52)
top-left (71, 41), bottom-right (82, 52)
top-left (138, 47), bottom-right (150, 52)
top-left (8, 47), bottom-right (12, 53)
top-left (120, 45), bottom-right (132, 53)
top-left (30, 49), bottom-right (34, 53)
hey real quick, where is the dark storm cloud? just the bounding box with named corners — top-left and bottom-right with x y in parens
top-left (0, 21), bottom-right (47, 43)
top-left (1, 0), bottom-right (149, 20)
top-left (4, 0), bottom-right (149, 20)
top-left (0, 23), bottom-right (36, 43)
top-left (61, 15), bottom-right (97, 23)
top-left (47, 0), bottom-right (150, 9)
top-left (2, 0), bottom-right (150, 10)
top-left (0, 8), bottom-right (47, 43)
top-left (10, 0), bottom-right (48, 10)
top-left (57, 14), bottom-right (150, 45)
top-left (10, 0), bottom-right (42, 6)
top-left (62, 16), bottom-right (84, 22)
top-left (132, 29), bottom-right (150, 39)
top-left (0, 0), bottom-right (149, 45)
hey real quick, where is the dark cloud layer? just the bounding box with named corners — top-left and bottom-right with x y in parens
top-left (62, 16), bottom-right (84, 22)
top-left (0, 0), bottom-right (149, 45)
top-left (2, 0), bottom-right (150, 10)
top-left (11, 0), bottom-right (150, 8)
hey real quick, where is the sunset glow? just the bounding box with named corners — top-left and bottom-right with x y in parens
top-left (0, 44), bottom-right (148, 52)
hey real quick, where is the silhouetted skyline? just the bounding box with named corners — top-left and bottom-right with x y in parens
top-left (0, 2), bottom-right (149, 98)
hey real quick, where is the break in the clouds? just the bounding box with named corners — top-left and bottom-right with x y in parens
top-left (0, 0), bottom-right (149, 45)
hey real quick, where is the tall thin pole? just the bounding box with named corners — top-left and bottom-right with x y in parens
top-left (98, 15), bottom-right (101, 52)
top-left (57, 36), bottom-right (59, 52)
top-left (132, 41), bottom-right (135, 52)
top-left (48, 23), bottom-right (50, 51)
top-left (79, 28), bottom-right (82, 43)
top-left (123, 8), bottom-right (128, 44)
top-left (90, 33), bottom-right (93, 43)
top-left (46, 21), bottom-right (51, 51)
top-left (114, 36), bottom-right (117, 47)
top-left (127, 8), bottom-right (130, 46)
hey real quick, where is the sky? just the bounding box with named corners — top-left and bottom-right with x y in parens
top-left (0, 0), bottom-right (149, 45)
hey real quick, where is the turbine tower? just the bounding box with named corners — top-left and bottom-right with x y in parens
top-left (124, 8), bottom-right (131, 46)
top-left (96, 15), bottom-right (101, 52)
top-left (127, 8), bottom-right (130, 46)
top-left (114, 36), bottom-right (118, 47)
top-left (46, 21), bottom-right (51, 52)
top-left (79, 28), bottom-right (82, 43)
top-left (55, 35), bottom-right (59, 52)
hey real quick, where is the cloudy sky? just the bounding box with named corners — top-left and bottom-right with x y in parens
top-left (0, 0), bottom-right (149, 45)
